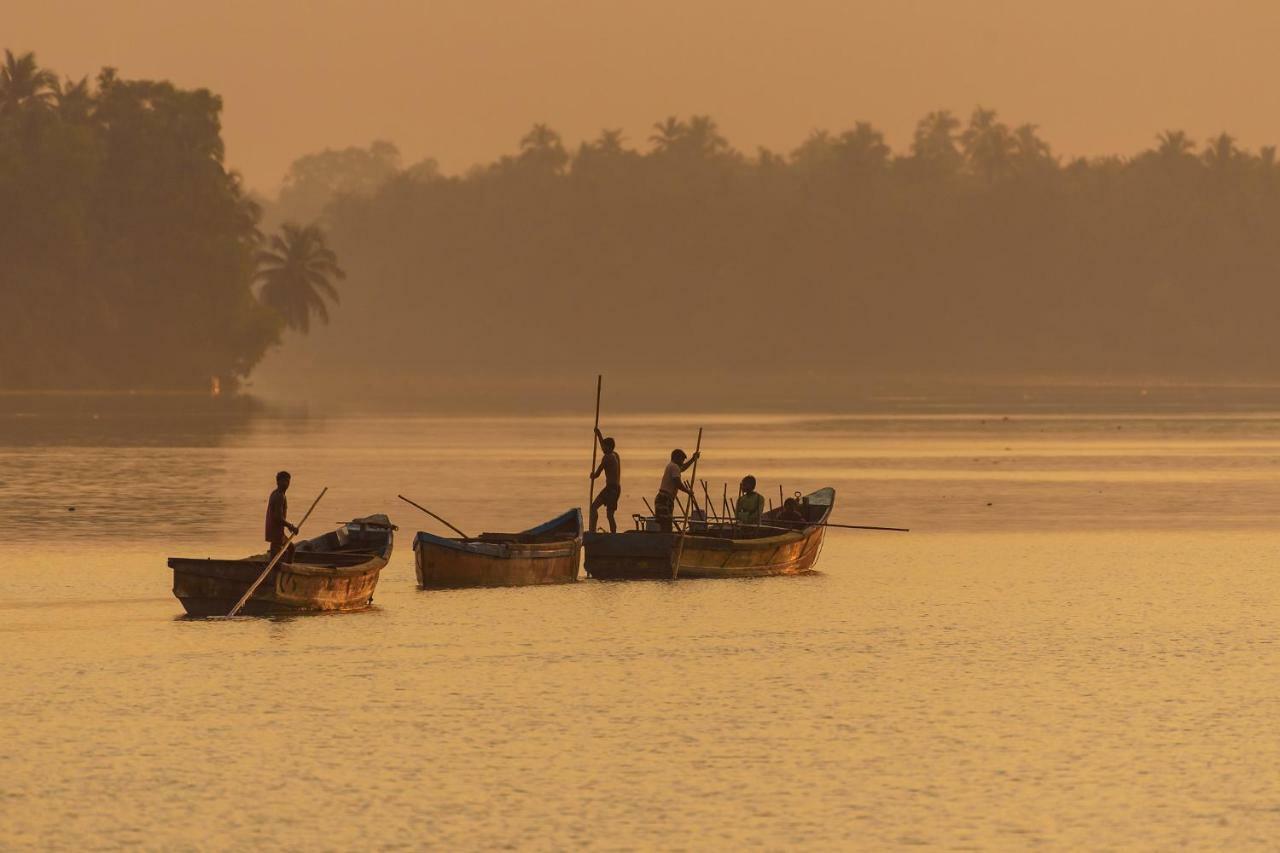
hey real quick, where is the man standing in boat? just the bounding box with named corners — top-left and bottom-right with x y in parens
top-left (590, 427), bottom-right (622, 533)
top-left (266, 471), bottom-right (299, 561)
top-left (656, 448), bottom-right (700, 533)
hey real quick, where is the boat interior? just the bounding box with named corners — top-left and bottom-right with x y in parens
top-left (628, 488), bottom-right (834, 538)
top-left (432, 509), bottom-right (582, 546)
top-left (293, 515), bottom-right (395, 560)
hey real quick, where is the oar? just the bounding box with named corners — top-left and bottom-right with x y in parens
top-left (587, 374), bottom-right (602, 530)
top-left (226, 486), bottom-right (327, 618)
top-left (397, 494), bottom-right (470, 539)
top-left (671, 427), bottom-right (703, 579)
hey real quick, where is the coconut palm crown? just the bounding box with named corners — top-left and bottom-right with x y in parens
top-left (255, 223), bottom-right (344, 334)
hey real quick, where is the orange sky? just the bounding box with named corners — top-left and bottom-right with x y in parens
top-left (11, 0), bottom-right (1280, 191)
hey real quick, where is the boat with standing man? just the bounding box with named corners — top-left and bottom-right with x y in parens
top-left (168, 515), bottom-right (396, 616)
top-left (584, 487), bottom-right (836, 580)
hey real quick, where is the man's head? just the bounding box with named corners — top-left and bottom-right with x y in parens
top-left (671, 449), bottom-right (687, 463)
top-left (276, 470), bottom-right (291, 491)
top-left (602, 437), bottom-right (616, 453)
top-left (784, 497), bottom-right (799, 511)
top-left (741, 475), bottom-right (757, 492)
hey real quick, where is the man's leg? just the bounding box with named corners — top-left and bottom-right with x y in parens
top-left (590, 491), bottom-right (607, 531)
top-left (655, 493), bottom-right (673, 533)
top-left (605, 506), bottom-right (617, 533)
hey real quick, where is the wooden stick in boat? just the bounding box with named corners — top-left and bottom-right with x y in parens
top-left (397, 494), bottom-right (470, 539)
top-left (672, 427), bottom-right (703, 579)
top-left (226, 486), bottom-right (327, 618)
top-left (587, 374), bottom-right (602, 530)
top-left (756, 519), bottom-right (911, 533)
top-left (779, 484), bottom-right (785, 507)
top-left (700, 479), bottom-right (716, 520)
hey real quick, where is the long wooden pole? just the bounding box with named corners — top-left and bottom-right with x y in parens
top-left (701, 480), bottom-right (716, 520)
top-left (397, 494), bottom-right (469, 539)
top-left (587, 375), bottom-right (602, 530)
top-left (226, 486), bottom-right (327, 618)
top-left (756, 520), bottom-right (911, 533)
top-left (671, 428), bottom-right (703, 579)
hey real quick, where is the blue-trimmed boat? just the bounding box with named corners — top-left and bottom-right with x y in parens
top-left (413, 508), bottom-right (582, 588)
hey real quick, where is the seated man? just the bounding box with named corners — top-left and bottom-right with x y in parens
top-left (735, 475), bottom-right (765, 526)
top-left (778, 497), bottom-right (806, 526)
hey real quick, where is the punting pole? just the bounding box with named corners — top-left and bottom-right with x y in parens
top-left (587, 374), bottom-right (602, 531)
top-left (398, 494), bottom-right (469, 539)
top-left (226, 486), bottom-right (328, 618)
top-left (672, 427), bottom-right (703, 579)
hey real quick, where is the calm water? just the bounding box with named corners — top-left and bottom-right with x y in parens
top-left (2, 406), bottom-right (1279, 849)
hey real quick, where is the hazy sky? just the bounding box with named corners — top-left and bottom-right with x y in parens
top-left (11, 0), bottom-right (1280, 192)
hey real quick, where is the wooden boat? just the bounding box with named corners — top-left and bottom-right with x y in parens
top-left (584, 487), bottom-right (835, 580)
top-left (414, 508), bottom-right (582, 588)
top-left (168, 515), bottom-right (395, 617)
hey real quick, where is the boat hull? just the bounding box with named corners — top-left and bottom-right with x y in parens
top-left (413, 508), bottom-right (582, 588)
top-left (170, 557), bottom-right (388, 616)
top-left (168, 516), bottom-right (394, 616)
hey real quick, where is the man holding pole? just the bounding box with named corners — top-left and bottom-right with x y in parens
top-left (266, 470), bottom-right (299, 562)
top-left (655, 448), bottom-right (699, 533)
top-left (589, 428), bottom-right (622, 532)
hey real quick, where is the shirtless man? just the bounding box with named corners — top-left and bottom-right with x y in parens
top-left (589, 428), bottom-right (622, 532)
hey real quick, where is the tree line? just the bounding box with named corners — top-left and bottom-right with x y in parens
top-left (8, 43), bottom-right (1280, 396)
top-left (285, 109), bottom-right (1280, 399)
top-left (0, 50), bottom-right (341, 391)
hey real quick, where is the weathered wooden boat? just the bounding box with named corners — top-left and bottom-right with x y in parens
top-left (584, 487), bottom-right (835, 580)
top-left (414, 508), bottom-right (582, 588)
top-left (168, 515), bottom-right (395, 617)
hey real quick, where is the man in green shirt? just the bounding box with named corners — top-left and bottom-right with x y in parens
top-left (735, 475), bottom-right (765, 526)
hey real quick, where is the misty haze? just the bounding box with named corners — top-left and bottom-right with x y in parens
top-left (6, 3), bottom-right (1280, 850)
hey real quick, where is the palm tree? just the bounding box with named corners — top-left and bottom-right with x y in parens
top-left (908, 110), bottom-right (962, 177)
top-left (1154, 130), bottom-right (1196, 160)
top-left (255, 224), bottom-right (344, 334)
top-left (685, 114), bottom-right (729, 158)
top-left (591, 128), bottom-right (626, 156)
top-left (960, 107), bottom-right (1013, 183)
top-left (518, 123), bottom-right (568, 173)
top-left (0, 49), bottom-right (57, 115)
top-left (54, 76), bottom-right (94, 122)
top-left (1201, 132), bottom-right (1240, 172)
top-left (833, 122), bottom-right (890, 173)
top-left (649, 116), bottom-right (687, 154)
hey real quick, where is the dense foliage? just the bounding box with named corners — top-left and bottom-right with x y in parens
top-left (304, 112), bottom-right (1280, 391)
top-left (0, 50), bottom-right (339, 391)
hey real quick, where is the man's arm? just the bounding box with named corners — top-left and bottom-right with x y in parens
top-left (678, 451), bottom-right (700, 472)
top-left (590, 460), bottom-right (605, 479)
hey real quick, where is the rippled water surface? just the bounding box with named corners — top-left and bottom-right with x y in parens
top-left (2, 404), bottom-right (1279, 849)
